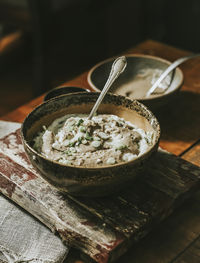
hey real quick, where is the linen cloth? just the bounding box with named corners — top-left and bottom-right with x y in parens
top-left (0, 121), bottom-right (69, 263)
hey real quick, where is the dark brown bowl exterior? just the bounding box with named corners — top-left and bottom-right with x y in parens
top-left (21, 92), bottom-right (160, 196)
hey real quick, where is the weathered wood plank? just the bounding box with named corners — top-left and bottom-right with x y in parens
top-left (69, 180), bottom-right (172, 239)
top-left (115, 195), bottom-right (200, 263)
top-left (166, 193), bottom-right (200, 263)
top-left (165, 142), bottom-right (200, 263)
top-left (112, 152), bottom-right (200, 263)
top-left (0, 130), bottom-right (126, 263)
top-left (172, 219), bottom-right (200, 263)
top-left (0, 129), bottom-right (200, 263)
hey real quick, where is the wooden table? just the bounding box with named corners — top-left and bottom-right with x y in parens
top-left (2, 40), bottom-right (200, 263)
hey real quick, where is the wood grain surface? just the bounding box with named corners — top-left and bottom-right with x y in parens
top-left (1, 40), bottom-right (200, 263)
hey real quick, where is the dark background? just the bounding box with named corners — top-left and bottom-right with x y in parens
top-left (0, 0), bottom-right (199, 115)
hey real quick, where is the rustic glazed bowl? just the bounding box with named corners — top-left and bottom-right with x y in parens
top-left (87, 54), bottom-right (184, 110)
top-left (21, 92), bottom-right (160, 197)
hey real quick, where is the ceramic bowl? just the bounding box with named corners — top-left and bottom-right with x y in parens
top-left (21, 92), bottom-right (160, 197)
top-left (44, 86), bottom-right (90, 101)
top-left (87, 54), bottom-right (184, 110)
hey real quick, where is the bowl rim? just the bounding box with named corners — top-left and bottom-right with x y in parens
top-left (43, 85), bottom-right (91, 102)
top-left (21, 92), bottom-right (161, 171)
top-left (87, 53), bottom-right (184, 101)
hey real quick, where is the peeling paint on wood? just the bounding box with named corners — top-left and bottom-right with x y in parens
top-left (0, 130), bottom-right (200, 262)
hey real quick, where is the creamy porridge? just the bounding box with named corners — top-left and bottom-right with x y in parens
top-left (113, 68), bottom-right (171, 99)
top-left (33, 114), bottom-right (154, 167)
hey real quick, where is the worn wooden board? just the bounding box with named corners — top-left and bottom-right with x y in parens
top-left (0, 129), bottom-right (200, 263)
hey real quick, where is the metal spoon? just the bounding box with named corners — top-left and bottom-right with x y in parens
top-left (146, 53), bottom-right (200, 97)
top-left (88, 56), bottom-right (127, 120)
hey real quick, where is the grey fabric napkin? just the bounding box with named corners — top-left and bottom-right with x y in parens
top-left (0, 121), bottom-right (69, 263)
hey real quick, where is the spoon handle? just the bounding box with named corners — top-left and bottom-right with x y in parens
top-left (146, 53), bottom-right (200, 97)
top-left (88, 56), bottom-right (127, 120)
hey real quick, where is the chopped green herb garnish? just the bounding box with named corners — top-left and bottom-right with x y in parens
top-left (64, 150), bottom-right (72, 156)
top-left (68, 141), bottom-right (75, 147)
top-left (77, 119), bottom-right (84, 126)
top-left (71, 148), bottom-right (77, 153)
top-left (80, 126), bottom-right (86, 132)
top-left (76, 137), bottom-right (82, 145)
top-left (116, 145), bottom-right (128, 151)
top-left (85, 132), bottom-right (93, 141)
